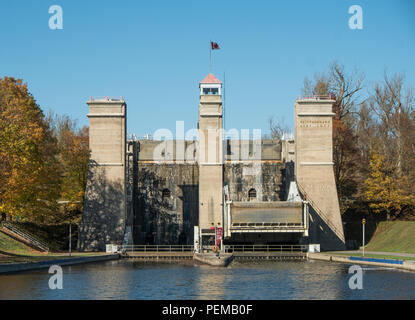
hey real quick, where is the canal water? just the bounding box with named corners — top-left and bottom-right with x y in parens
top-left (0, 260), bottom-right (414, 299)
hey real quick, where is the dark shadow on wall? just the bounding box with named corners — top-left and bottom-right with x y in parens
top-left (301, 205), bottom-right (346, 251)
top-left (178, 184), bottom-right (198, 245)
top-left (134, 167), bottom-right (198, 245)
top-left (134, 168), bottom-right (175, 245)
top-left (78, 161), bottom-right (125, 251)
top-left (282, 161), bottom-right (295, 200)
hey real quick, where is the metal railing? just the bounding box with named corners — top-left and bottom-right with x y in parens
top-left (231, 222), bottom-right (304, 228)
top-left (89, 96), bottom-right (125, 102)
top-left (1, 222), bottom-right (49, 252)
top-left (121, 244), bottom-right (308, 254)
top-left (224, 245), bottom-right (307, 253)
top-left (297, 94), bottom-right (336, 101)
top-left (121, 245), bottom-right (194, 252)
top-left (296, 183), bottom-right (345, 242)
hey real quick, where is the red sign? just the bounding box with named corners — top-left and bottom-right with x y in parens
top-left (215, 227), bottom-right (223, 246)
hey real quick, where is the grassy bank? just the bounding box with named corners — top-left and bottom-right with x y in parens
top-left (364, 221), bottom-right (415, 254)
top-left (0, 230), bottom-right (100, 264)
top-left (0, 231), bottom-right (39, 256)
top-left (3, 221), bottom-right (78, 252)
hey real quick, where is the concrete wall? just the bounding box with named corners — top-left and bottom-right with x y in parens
top-left (225, 139), bottom-right (282, 161)
top-left (224, 162), bottom-right (286, 202)
top-left (133, 163), bottom-right (199, 245)
top-left (198, 94), bottom-right (223, 229)
top-left (281, 138), bottom-right (295, 163)
top-left (78, 99), bottom-right (126, 251)
top-left (130, 142), bottom-right (286, 245)
top-left (294, 98), bottom-right (346, 251)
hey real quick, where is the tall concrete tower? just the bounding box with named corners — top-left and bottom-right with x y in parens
top-left (78, 97), bottom-right (127, 251)
top-left (198, 74), bottom-right (224, 232)
top-left (294, 96), bottom-right (346, 250)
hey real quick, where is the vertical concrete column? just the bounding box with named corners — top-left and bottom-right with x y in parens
top-left (198, 89), bottom-right (223, 230)
top-left (294, 97), bottom-right (345, 250)
top-left (79, 97), bottom-right (127, 251)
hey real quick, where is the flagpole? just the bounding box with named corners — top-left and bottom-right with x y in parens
top-left (209, 41), bottom-right (212, 73)
top-left (223, 72), bottom-right (226, 130)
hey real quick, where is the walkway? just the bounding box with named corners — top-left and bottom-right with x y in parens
top-left (0, 253), bottom-right (120, 274)
top-left (332, 250), bottom-right (415, 258)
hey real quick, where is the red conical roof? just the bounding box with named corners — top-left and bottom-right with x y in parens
top-left (200, 73), bottom-right (222, 84)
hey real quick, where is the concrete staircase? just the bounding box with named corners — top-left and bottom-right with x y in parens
top-left (0, 222), bottom-right (49, 252)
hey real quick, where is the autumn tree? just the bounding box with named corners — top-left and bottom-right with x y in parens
top-left (0, 77), bottom-right (61, 222)
top-left (333, 119), bottom-right (359, 198)
top-left (373, 73), bottom-right (415, 216)
top-left (47, 113), bottom-right (89, 223)
top-left (0, 77), bottom-right (90, 224)
top-left (369, 72), bottom-right (415, 188)
top-left (364, 149), bottom-right (407, 220)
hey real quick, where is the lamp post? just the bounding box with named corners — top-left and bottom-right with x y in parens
top-left (69, 213), bottom-right (72, 257)
top-left (362, 218), bottom-right (366, 257)
top-left (57, 200), bottom-right (80, 257)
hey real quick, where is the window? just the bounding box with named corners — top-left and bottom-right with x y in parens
top-left (248, 188), bottom-right (256, 201)
top-left (203, 87), bottom-right (219, 95)
top-left (162, 188), bottom-right (171, 199)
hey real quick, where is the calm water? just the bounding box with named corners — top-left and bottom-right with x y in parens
top-left (0, 260), bottom-right (414, 299)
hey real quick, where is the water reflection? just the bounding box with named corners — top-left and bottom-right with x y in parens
top-left (193, 264), bottom-right (227, 299)
top-left (0, 260), bottom-right (414, 300)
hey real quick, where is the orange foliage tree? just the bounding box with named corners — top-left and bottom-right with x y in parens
top-left (0, 77), bottom-right (61, 221)
top-left (47, 113), bottom-right (89, 221)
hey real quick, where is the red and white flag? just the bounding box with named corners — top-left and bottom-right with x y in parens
top-left (211, 41), bottom-right (220, 50)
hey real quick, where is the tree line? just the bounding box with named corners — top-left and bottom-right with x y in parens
top-left (0, 77), bottom-right (89, 224)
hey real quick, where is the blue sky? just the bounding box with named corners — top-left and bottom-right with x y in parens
top-left (1, 0), bottom-right (414, 137)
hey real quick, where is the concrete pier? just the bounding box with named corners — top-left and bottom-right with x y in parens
top-left (193, 253), bottom-right (233, 267)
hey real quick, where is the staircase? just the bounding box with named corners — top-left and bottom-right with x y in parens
top-left (1, 222), bottom-right (49, 252)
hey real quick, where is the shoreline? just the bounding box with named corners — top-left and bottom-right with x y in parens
top-left (2, 251), bottom-right (415, 274)
top-left (0, 253), bottom-right (120, 274)
top-left (308, 252), bottom-right (415, 272)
